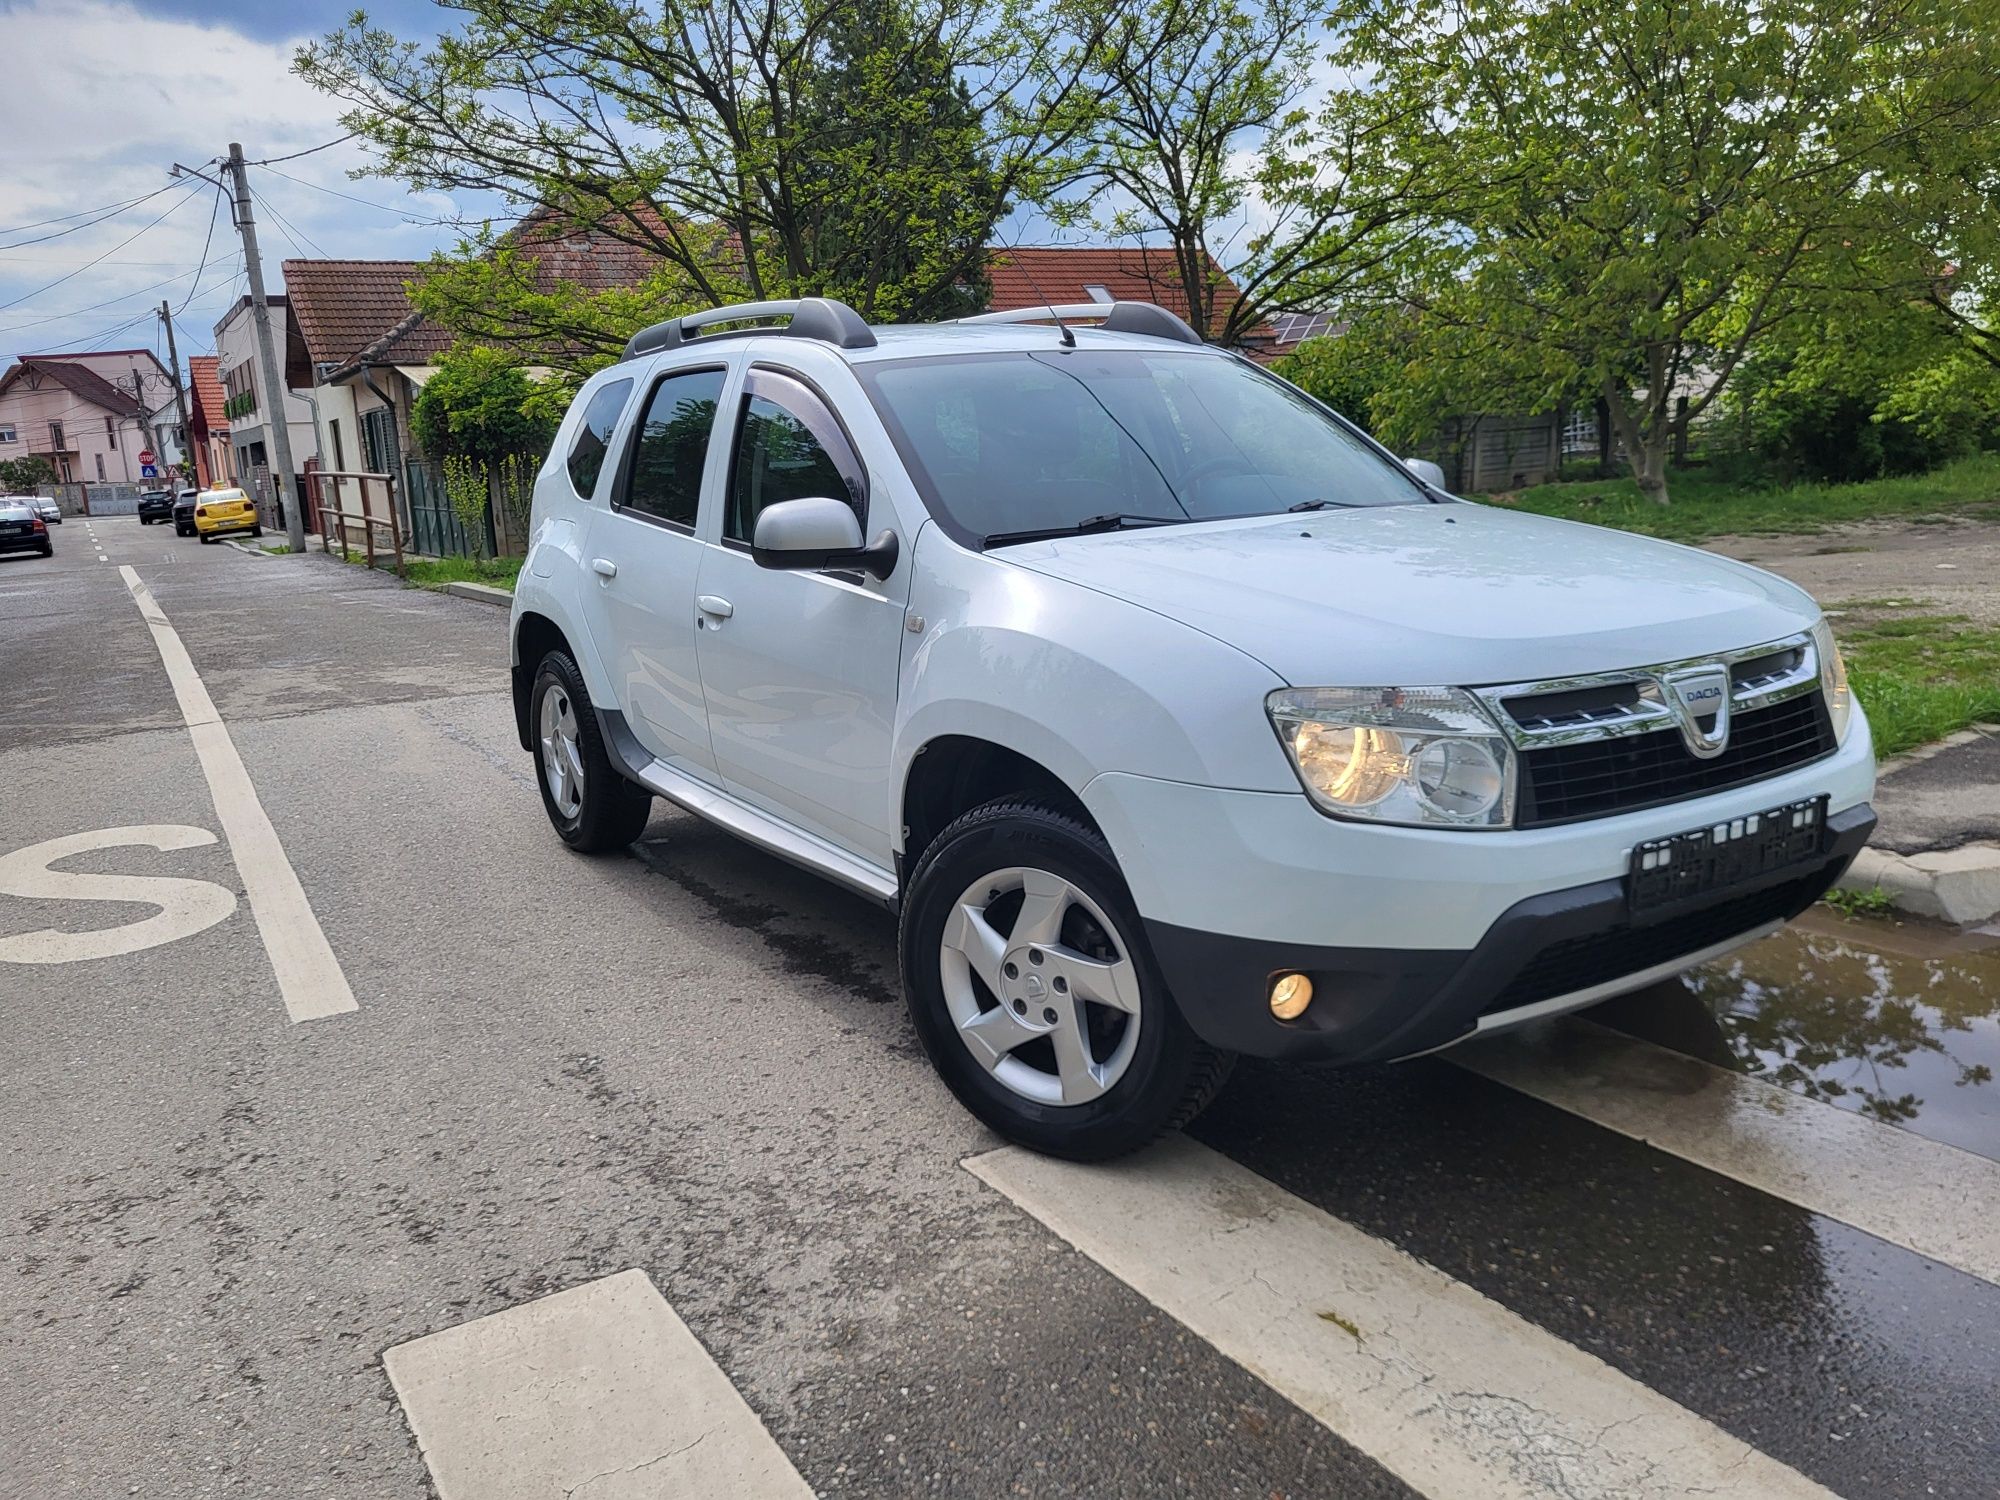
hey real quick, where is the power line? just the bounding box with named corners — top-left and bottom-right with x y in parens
top-left (244, 133), bottom-right (356, 166)
top-left (175, 184), bottom-right (230, 316)
top-left (253, 184), bottom-right (332, 260)
top-left (0, 182), bottom-right (186, 252)
top-left (253, 162), bottom-right (410, 218)
top-left (0, 182), bottom-right (207, 314)
top-left (0, 266), bottom-right (202, 333)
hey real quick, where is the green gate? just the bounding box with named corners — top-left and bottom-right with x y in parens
top-left (404, 456), bottom-right (493, 558)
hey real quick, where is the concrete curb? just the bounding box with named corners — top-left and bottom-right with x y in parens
top-left (221, 538), bottom-right (269, 557)
top-left (442, 580), bottom-right (514, 608)
top-left (1835, 842), bottom-right (2000, 926)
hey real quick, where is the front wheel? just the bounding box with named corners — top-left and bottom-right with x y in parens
top-left (900, 801), bottom-right (1233, 1160)
top-left (530, 650), bottom-right (653, 853)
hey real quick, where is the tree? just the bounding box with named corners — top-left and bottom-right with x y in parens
top-left (409, 348), bottom-right (558, 468)
top-left (1064, 0), bottom-right (1434, 346)
top-left (1314, 0), bottom-right (2000, 503)
top-left (296, 0), bottom-right (1105, 368)
top-left (0, 456), bottom-right (59, 491)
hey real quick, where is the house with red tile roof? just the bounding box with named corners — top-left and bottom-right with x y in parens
top-left (184, 355), bottom-right (228, 489)
top-left (0, 350), bottom-right (173, 485)
top-left (983, 246), bottom-right (1274, 352)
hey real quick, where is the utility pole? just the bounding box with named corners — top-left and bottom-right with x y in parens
top-left (220, 142), bottom-right (305, 550)
top-left (159, 302), bottom-right (193, 485)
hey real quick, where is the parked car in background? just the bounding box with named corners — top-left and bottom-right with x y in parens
top-left (31, 497), bottom-right (61, 525)
top-left (173, 489), bottom-right (199, 536)
top-left (193, 487), bottom-right (262, 543)
top-left (137, 489), bottom-right (174, 525)
top-left (510, 296), bottom-right (1876, 1160)
top-left (0, 497), bottom-right (53, 558)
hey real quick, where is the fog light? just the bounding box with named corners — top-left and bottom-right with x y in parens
top-left (1270, 972), bottom-right (1313, 1021)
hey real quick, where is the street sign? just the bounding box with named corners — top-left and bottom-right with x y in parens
top-left (137, 449), bottom-right (157, 466)
top-left (141, 464), bottom-right (159, 478)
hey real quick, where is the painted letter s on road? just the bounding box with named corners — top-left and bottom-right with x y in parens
top-left (0, 825), bottom-right (238, 965)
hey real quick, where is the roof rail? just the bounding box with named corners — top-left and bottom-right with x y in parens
top-left (956, 300), bottom-right (1205, 347)
top-left (622, 297), bottom-right (876, 360)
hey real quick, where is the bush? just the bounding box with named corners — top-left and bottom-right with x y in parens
top-left (410, 347), bottom-right (558, 468)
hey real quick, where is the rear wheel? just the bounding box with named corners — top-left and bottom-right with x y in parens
top-left (900, 801), bottom-right (1233, 1160)
top-left (198, 534), bottom-right (214, 545)
top-left (251, 524), bottom-right (263, 538)
top-left (530, 650), bottom-right (653, 853)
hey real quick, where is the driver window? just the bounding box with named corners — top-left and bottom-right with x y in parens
top-left (725, 373), bottom-right (866, 544)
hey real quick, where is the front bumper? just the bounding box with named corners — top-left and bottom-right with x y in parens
top-left (1145, 802), bottom-right (1872, 1061)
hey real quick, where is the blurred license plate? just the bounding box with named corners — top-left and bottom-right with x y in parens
top-left (1629, 796), bottom-right (1829, 913)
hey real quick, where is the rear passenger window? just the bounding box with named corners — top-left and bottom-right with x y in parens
top-left (619, 368), bottom-right (726, 528)
top-left (565, 379), bottom-right (634, 499)
top-left (725, 371), bottom-right (866, 544)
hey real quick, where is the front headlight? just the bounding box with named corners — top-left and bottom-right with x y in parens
top-left (1267, 686), bottom-right (1516, 828)
top-left (1811, 617), bottom-right (1853, 742)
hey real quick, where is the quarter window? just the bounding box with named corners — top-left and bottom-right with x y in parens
top-left (565, 378), bottom-right (634, 499)
top-left (618, 368), bottom-right (725, 528)
top-left (725, 372), bottom-right (865, 544)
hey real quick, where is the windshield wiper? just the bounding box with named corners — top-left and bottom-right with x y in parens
top-left (1286, 498), bottom-right (1357, 512)
top-left (982, 513), bottom-right (1186, 548)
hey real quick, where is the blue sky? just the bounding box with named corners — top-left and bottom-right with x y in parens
top-left (0, 0), bottom-right (486, 367)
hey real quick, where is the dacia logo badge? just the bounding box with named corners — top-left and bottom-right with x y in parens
top-left (1662, 665), bottom-right (1732, 759)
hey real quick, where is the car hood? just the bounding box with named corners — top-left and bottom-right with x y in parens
top-left (1004, 503), bottom-right (1821, 686)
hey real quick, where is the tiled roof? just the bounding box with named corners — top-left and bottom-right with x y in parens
top-left (282, 260), bottom-right (449, 372)
top-left (984, 247), bottom-right (1252, 339)
top-left (186, 355), bottom-right (224, 430)
top-left (0, 355), bottom-right (145, 417)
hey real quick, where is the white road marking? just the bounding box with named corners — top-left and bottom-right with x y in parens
top-left (969, 1137), bottom-right (1833, 1500)
top-left (1452, 1016), bottom-right (2000, 1288)
top-left (118, 565), bottom-right (357, 1022)
top-left (0, 825), bottom-right (237, 964)
top-left (386, 1269), bottom-right (813, 1500)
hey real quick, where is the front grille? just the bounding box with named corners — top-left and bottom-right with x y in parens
top-left (1516, 692), bottom-right (1834, 828)
top-left (1484, 869), bottom-right (1827, 1014)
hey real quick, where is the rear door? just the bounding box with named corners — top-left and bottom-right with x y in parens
top-left (691, 364), bottom-right (909, 866)
top-left (574, 360), bottom-right (733, 775)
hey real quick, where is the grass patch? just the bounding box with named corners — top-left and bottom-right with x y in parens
top-left (399, 555), bottom-right (524, 592)
top-left (261, 542), bottom-right (295, 555)
top-left (1841, 612), bottom-right (2000, 758)
top-left (1494, 452), bottom-right (2000, 543)
top-left (1822, 885), bottom-right (1897, 919)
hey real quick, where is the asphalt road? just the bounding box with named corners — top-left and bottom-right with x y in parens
top-left (3, 516), bottom-right (1997, 1499)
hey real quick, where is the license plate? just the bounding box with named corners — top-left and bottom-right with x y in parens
top-left (1629, 796), bottom-right (1829, 913)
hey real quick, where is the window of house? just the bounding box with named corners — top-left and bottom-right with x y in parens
top-left (49, 421), bottom-right (64, 450)
top-left (617, 368), bottom-right (725, 529)
top-left (95, 453), bottom-right (106, 482)
top-left (106, 416), bottom-right (117, 451)
top-left (1084, 283), bottom-right (1114, 304)
top-left (329, 419), bottom-right (345, 471)
top-left (360, 408), bottom-right (399, 477)
top-left (0, 425), bottom-right (15, 443)
top-left (565, 379), bottom-right (634, 499)
top-left (725, 370), bottom-right (866, 544)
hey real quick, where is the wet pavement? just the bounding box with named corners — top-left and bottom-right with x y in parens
top-left (1600, 911), bottom-right (2000, 1161)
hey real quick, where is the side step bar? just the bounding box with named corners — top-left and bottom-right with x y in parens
top-left (596, 708), bottom-right (898, 909)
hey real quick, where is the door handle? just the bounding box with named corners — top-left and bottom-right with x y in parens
top-left (590, 557), bottom-right (618, 578)
top-left (696, 594), bottom-right (734, 618)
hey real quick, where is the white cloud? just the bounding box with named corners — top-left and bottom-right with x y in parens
top-left (0, 0), bottom-right (472, 359)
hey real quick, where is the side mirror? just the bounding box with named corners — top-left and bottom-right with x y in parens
top-left (750, 496), bottom-right (899, 580)
top-left (1402, 457), bottom-right (1448, 490)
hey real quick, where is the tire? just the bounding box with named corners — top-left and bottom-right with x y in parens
top-left (39, 544), bottom-right (53, 558)
top-left (529, 649), bottom-right (653, 853)
top-left (251, 525), bottom-right (263, 538)
top-left (900, 800), bottom-right (1234, 1161)
top-left (199, 534), bottom-right (214, 545)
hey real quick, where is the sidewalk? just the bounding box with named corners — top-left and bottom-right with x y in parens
top-left (1835, 725), bottom-right (2000, 926)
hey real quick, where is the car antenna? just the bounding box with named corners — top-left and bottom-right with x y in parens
top-left (1000, 234), bottom-right (1074, 348)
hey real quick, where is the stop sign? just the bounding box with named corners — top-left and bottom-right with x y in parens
top-left (138, 449), bottom-right (156, 466)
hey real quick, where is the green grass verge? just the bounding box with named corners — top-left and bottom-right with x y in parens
top-left (399, 555), bottom-right (524, 591)
top-left (1493, 452), bottom-right (2000, 543)
top-left (1839, 610), bottom-right (2000, 759)
top-left (1821, 885), bottom-right (1897, 919)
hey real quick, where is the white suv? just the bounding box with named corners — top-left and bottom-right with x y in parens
top-left (511, 297), bottom-right (1876, 1159)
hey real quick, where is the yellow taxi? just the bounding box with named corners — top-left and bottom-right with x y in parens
top-left (192, 487), bottom-right (264, 543)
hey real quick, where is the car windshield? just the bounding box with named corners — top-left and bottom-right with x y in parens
top-left (858, 348), bottom-right (1425, 546)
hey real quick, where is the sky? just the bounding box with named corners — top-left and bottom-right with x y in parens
top-left (0, 0), bottom-right (482, 368)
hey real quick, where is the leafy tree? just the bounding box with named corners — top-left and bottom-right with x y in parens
top-left (0, 455), bottom-right (59, 491)
top-left (1313, 0), bottom-right (2000, 504)
top-left (296, 0), bottom-right (1105, 367)
top-left (409, 348), bottom-right (558, 468)
top-left (1064, 0), bottom-right (1434, 346)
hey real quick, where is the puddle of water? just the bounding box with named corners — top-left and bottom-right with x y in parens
top-left (1597, 912), bottom-right (2000, 1161)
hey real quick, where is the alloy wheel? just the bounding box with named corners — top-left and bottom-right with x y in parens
top-left (538, 684), bottom-right (586, 819)
top-left (938, 866), bottom-right (1143, 1106)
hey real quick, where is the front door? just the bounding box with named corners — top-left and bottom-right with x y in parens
top-left (577, 364), bottom-right (729, 775)
top-left (693, 367), bottom-right (907, 868)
